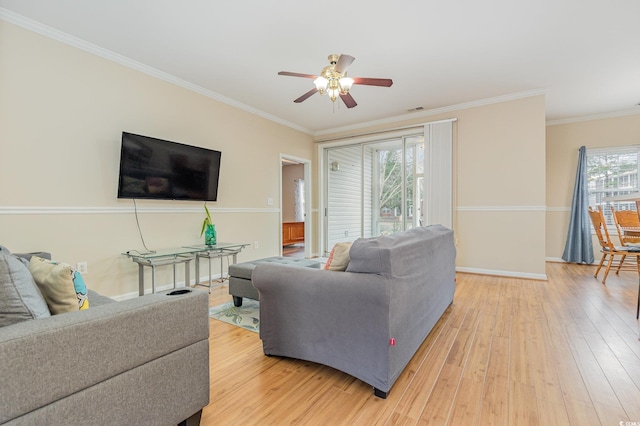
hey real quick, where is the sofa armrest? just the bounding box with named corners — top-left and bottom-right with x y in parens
top-left (0, 289), bottom-right (210, 424)
top-left (253, 264), bottom-right (392, 389)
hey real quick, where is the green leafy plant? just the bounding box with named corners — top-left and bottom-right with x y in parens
top-left (200, 204), bottom-right (213, 237)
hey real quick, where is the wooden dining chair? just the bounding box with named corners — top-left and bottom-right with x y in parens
top-left (588, 206), bottom-right (640, 318)
top-left (611, 205), bottom-right (640, 246)
top-left (610, 205), bottom-right (640, 274)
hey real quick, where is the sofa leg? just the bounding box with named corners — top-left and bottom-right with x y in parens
top-left (233, 296), bottom-right (243, 307)
top-left (373, 388), bottom-right (388, 399)
top-left (178, 409), bottom-right (202, 426)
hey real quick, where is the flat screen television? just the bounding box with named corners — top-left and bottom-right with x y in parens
top-left (117, 132), bottom-right (221, 201)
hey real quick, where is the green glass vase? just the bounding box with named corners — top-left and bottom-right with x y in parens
top-left (204, 223), bottom-right (217, 246)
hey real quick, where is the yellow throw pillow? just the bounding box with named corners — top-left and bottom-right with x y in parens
top-left (29, 256), bottom-right (89, 314)
top-left (324, 242), bottom-right (353, 271)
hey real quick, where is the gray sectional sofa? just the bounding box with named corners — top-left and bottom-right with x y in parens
top-left (252, 225), bottom-right (456, 398)
top-left (0, 249), bottom-right (210, 425)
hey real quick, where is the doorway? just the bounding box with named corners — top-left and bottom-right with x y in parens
top-left (280, 155), bottom-right (312, 258)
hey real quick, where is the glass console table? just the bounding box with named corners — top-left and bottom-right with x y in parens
top-left (123, 242), bottom-right (248, 296)
top-left (183, 243), bottom-right (250, 293)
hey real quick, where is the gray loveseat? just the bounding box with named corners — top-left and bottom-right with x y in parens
top-left (0, 249), bottom-right (210, 425)
top-left (252, 225), bottom-right (456, 398)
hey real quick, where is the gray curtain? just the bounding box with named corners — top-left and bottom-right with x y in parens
top-left (562, 146), bottom-right (594, 263)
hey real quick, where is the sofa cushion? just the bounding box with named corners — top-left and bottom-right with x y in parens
top-left (0, 253), bottom-right (51, 327)
top-left (29, 256), bottom-right (89, 314)
top-left (324, 242), bottom-right (352, 271)
top-left (346, 225), bottom-right (452, 275)
top-left (230, 257), bottom-right (321, 280)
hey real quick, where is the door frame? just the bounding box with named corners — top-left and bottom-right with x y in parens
top-left (279, 154), bottom-right (312, 258)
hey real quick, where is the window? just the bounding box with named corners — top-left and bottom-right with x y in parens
top-left (587, 146), bottom-right (640, 225)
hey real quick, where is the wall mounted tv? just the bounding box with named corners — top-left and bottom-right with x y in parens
top-left (117, 132), bottom-right (221, 201)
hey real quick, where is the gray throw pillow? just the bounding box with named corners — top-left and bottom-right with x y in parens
top-left (0, 253), bottom-right (51, 327)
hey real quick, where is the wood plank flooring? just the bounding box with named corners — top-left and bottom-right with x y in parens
top-left (200, 262), bottom-right (640, 425)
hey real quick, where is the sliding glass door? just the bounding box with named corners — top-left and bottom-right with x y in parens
top-left (324, 134), bottom-right (425, 255)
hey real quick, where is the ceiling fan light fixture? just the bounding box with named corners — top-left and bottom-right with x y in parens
top-left (314, 76), bottom-right (328, 94)
top-left (339, 76), bottom-right (354, 94)
top-left (327, 87), bottom-right (340, 102)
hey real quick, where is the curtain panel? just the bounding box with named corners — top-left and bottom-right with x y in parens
top-left (562, 146), bottom-right (594, 264)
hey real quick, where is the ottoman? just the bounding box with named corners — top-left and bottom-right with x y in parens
top-left (228, 257), bottom-right (321, 306)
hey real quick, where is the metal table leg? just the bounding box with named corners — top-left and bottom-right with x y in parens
top-left (138, 264), bottom-right (145, 296)
top-left (185, 259), bottom-right (191, 289)
top-left (173, 262), bottom-right (177, 289)
top-left (208, 255), bottom-right (213, 292)
top-left (151, 264), bottom-right (156, 294)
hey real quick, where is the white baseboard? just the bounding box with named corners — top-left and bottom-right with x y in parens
top-left (456, 266), bottom-right (548, 281)
top-left (545, 256), bottom-right (598, 265)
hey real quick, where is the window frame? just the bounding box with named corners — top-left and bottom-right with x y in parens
top-left (587, 145), bottom-right (640, 227)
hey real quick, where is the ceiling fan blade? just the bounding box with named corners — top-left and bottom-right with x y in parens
top-left (340, 93), bottom-right (357, 108)
top-left (278, 71), bottom-right (318, 79)
top-left (335, 54), bottom-right (355, 73)
top-left (294, 88), bottom-right (318, 103)
top-left (353, 77), bottom-right (393, 87)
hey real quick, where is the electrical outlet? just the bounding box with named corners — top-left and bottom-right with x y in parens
top-left (253, 241), bottom-right (259, 249)
top-left (76, 261), bottom-right (88, 274)
top-left (267, 198), bottom-right (274, 206)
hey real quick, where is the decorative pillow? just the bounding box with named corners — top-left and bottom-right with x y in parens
top-left (29, 256), bottom-right (89, 314)
top-left (324, 242), bottom-right (353, 271)
top-left (0, 253), bottom-right (51, 327)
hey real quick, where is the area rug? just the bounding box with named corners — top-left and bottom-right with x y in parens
top-left (208, 299), bottom-right (259, 332)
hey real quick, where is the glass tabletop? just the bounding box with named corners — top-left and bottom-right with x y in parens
top-left (183, 242), bottom-right (249, 251)
top-left (122, 247), bottom-right (197, 259)
top-left (123, 242), bottom-right (249, 259)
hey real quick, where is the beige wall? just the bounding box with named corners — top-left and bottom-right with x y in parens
top-left (316, 94), bottom-right (547, 279)
top-left (0, 22), bottom-right (314, 297)
top-left (546, 113), bottom-right (640, 260)
top-left (8, 17), bottom-right (609, 287)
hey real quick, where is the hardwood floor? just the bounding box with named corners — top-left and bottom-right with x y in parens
top-left (282, 243), bottom-right (305, 258)
top-left (201, 262), bottom-right (640, 425)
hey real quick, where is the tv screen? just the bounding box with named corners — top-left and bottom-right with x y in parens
top-left (117, 132), bottom-right (221, 201)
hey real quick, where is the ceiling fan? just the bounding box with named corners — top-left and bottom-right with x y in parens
top-left (278, 54), bottom-right (393, 109)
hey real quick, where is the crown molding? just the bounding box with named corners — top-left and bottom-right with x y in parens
top-left (0, 9), bottom-right (314, 136)
top-left (546, 108), bottom-right (640, 126)
top-left (314, 89), bottom-right (548, 138)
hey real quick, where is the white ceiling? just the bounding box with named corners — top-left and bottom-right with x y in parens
top-left (1, 0), bottom-right (639, 135)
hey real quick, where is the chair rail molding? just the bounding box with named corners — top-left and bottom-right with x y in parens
top-left (0, 206), bottom-right (280, 215)
top-left (456, 206), bottom-right (547, 212)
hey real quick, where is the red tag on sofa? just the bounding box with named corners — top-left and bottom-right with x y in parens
top-left (390, 338), bottom-right (396, 346)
